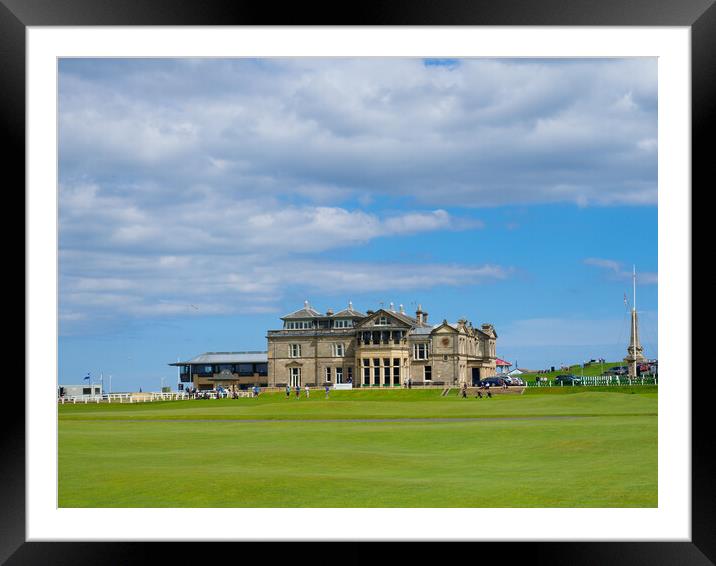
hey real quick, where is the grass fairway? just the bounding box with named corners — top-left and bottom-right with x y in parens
top-left (58, 388), bottom-right (657, 508)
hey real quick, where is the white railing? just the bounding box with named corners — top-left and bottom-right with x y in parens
top-left (526, 375), bottom-right (658, 387)
top-left (58, 392), bottom-right (191, 404)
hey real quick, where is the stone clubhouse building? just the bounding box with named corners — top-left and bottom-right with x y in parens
top-left (171, 301), bottom-right (498, 390)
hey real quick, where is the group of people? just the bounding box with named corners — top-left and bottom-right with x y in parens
top-left (460, 382), bottom-right (493, 399)
top-left (184, 385), bottom-right (261, 399)
top-left (285, 384), bottom-right (328, 399)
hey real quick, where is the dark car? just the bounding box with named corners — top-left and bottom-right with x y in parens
top-left (479, 377), bottom-right (506, 387)
top-left (554, 374), bottom-right (582, 385)
top-left (607, 366), bottom-right (629, 375)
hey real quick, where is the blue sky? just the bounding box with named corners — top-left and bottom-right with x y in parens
top-left (58, 58), bottom-right (657, 392)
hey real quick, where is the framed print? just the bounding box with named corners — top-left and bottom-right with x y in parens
top-left (8, 0), bottom-right (709, 563)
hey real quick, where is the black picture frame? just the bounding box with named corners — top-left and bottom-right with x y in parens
top-left (8, 0), bottom-right (706, 563)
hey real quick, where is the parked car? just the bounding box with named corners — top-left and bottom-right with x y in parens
top-left (480, 377), bottom-right (506, 387)
top-left (607, 366), bottom-right (629, 375)
top-left (509, 376), bottom-right (525, 386)
top-left (554, 374), bottom-right (582, 385)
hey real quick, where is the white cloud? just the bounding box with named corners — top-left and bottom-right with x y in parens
top-left (57, 58), bottom-right (657, 333)
top-left (59, 253), bottom-right (511, 331)
top-left (60, 182), bottom-right (477, 255)
top-left (59, 58), bottom-right (657, 208)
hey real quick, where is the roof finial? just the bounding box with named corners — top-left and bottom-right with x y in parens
top-left (348, 300), bottom-right (353, 309)
top-left (399, 304), bottom-right (405, 313)
top-left (389, 302), bottom-right (395, 311)
top-left (304, 300), bottom-right (309, 309)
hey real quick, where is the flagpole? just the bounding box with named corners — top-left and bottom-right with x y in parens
top-left (632, 265), bottom-right (637, 378)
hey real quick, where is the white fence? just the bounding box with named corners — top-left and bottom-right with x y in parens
top-left (527, 375), bottom-right (658, 387)
top-left (58, 392), bottom-right (191, 404)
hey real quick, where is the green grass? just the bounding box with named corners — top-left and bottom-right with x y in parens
top-left (58, 388), bottom-right (657, 508)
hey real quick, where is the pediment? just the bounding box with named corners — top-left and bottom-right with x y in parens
top-left (355, 309), bottom-right (413, 329)
top-left (433, 321), bottom-right (458, 334)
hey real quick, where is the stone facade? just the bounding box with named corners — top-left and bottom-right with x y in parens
top-left (267, 301), bottom-right (497, 387)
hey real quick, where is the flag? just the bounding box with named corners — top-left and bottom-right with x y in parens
top-left (83, 372), bottom-right (91, 381)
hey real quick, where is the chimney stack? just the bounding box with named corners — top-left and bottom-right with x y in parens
top-left (416, 304), bottom-right (423, 325)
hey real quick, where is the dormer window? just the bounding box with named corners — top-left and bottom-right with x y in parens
top-left (285, 320), bottom-right (313, 330)
top-left (333, 319), bottom-right (353, 328)
top-left (376, 316), bottom-right (388, 326)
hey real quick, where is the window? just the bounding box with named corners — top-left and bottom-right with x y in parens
top-left (289, 344), bottom-right (302, 358)
top-left (347, 367), bottom-right (353, 382)
top-left (363, 358), bottom-right (370, 367)
top-left (290, 367), bottom-right (302, 387)
top-left (425, 366), bottom-right (432, 381)
top-left (413, 343), bottom-right (428, 360)
top-left (286, 320), bottom-right (313, 329)
top-left (256, 363), bottom-right (268, 376)
top-left (393, 358), bottom-right (400, 367)
top-left (336, 367), bottom-right (343, 383)
top-left (325, 367), bottom-right (332, 382)
top-left (363, 366), bottom-right (370, 385)
top-left (238, 364), bottom-right (254, 376)
top-left (334, 343), bottom-right (345, 357)
top-left (333, 319), bottom-right (353, 328)
top-left (376, 316), bottom-right (388, 326)
top-left (383, 366), bottom-right (391, 385)
top-left (393, 365), bottom-right (400, 385)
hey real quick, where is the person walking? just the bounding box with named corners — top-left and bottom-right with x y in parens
top-left (461, 383), bottom-right (467, 399)
top-left (295, 385), bottom-right (300, 399)
top-left (325, 384), bottom-right (330, 398)
top-left (305, 384), bottom-right (310, 399)
top-left (286, 384), bottom-right (291, 399)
